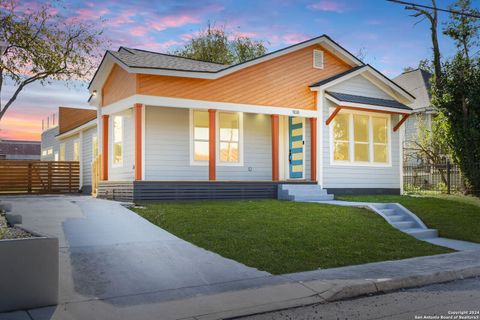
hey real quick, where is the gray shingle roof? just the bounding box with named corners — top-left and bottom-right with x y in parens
top-left (309, 66), bottom-right (365, 87)
top-left (109, 47), bottom-right (228, 73)
top-left (326, 91), bottom-right (412, 111)
top-left (393, 69), bottom-right (433, 112)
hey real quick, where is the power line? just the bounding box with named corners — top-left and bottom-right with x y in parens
top-left (387, 0), bottom-right (480, 18)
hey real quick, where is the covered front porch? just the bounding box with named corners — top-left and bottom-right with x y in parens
top-left (96, 98), bottom-right (320, 200)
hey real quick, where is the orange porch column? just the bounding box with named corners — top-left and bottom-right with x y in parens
top-left (101, 114), bottom-right (109, 181)
top-left (271, 115), bottom-right (279, 181)
top-left (208, 109), bottom-right (216, 181)
top-left (134, 104), bottom-right (143, 180)
top-left (310, 117), bottom-right (317, 182)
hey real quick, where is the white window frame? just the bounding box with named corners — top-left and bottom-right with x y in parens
top-left (73, 139), bottom-right (80, 162)
top-left (111, 115), bottom-right (124, 168)
top-left (313, 49), bottom-right (324, 69)
top-left (189, 109), bottom-right (244, 166)
top-left (216, 111), bottom-right (244, 167)
top-left (92, 135), bottom-right (98, 160)
top-left (329, 108), bottom-right (392, 167)
top-left (59, 143), bottom-right (65, 161)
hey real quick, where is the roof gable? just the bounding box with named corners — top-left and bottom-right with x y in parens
top-left (89, 34), bottom-right (364, 99)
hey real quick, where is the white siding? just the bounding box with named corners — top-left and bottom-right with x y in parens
top-left (109, 109), bottom-right (135, 181)
top-left (321, 98), bottom-right (401, 189)
top-left (40, 127), bottom-right (59, 161)
top-left (82, 126), bottom-right (97, 186)
top-left (59, 134), bottom-right (80, 161)
top-left (329, 75), bottom-right (393, 100)
top-left (145, 107), bottom-right (299, 181)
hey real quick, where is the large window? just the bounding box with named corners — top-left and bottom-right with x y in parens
top-left (219, 112), bottom-right (240, 163)
top-left (59, 143), bottom-right (65, 161)
top-left (73, 140), bottom-right (80, 161)
top-left (331, 110), bottom-right (390, 165)
top-left (92, 135), bottom-right (98, 159)
top-left (192, 110), bottom-right (209, 162)
top-left (112, 116), bottom-right (123, 166)
top-left (191, 110), bottom-right (243, 165)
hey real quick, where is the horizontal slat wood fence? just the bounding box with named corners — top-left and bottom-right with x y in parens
top-left (0, 160), bottom-right (80, 194)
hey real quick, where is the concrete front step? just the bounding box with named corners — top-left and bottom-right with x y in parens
top-left (278, 184), bottom-right (334, 202)
top-left (388, 215), bottom-right (406, 222)
top-left (381, 209), bottom-right (396, 216)
top-left (392, 221), bottom-right (416, 230)
top-left (404, 228), bottom-right (438, 239)
top-left (292, 194), bottom-right (335, 202)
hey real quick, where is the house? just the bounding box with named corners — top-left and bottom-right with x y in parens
top-left (41, 106), bottom-right (97, 193)
top-left (43, 35), bottom-right (415, 201)
top-left (0, 140), bottom-right (40, 160)
top-left (393, 69), bottom-right (437, 164)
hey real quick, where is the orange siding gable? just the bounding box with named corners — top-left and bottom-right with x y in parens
top-left (59, 107), bottom-right (97, 134)
top-left (102, 45), bottom-right (351, 110)
top-left (102, 64), bottom-right (137, 106)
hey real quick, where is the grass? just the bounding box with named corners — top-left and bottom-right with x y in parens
top-left (337, 194), bottom-right (480, 243)
top-left (133, 200), bottom-right (451, 275)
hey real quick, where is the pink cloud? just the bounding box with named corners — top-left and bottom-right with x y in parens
top-left (282, 33), bottom-right (311, 45)
top-left (130, 26), bottom-right (148, 37)
top-left (307, 1), bottom-right (347, 13)
top-left (151, 15), bottom-right (200, 32)
top-left (105, 10), bottom-right (135, 27)
top-left (141, 40), bottom-right (183, 52)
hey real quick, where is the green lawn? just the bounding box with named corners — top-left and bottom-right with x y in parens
top-left (337, 195), bottom-right (480, 243)
top-left (133, 200), bottom-right (450, 275)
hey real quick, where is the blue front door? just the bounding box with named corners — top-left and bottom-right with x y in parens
top-left (289, 116), bottom-right (304, 179)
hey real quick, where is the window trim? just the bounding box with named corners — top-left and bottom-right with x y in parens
top-left (313, 49), bottom-right (324, 69)
top-left (329, 108), bottom-right (392, 167)
top-left (73, 139), bottom-right (80, 162)
top-left (59, 143), bottom-right (66, 161)
top-left (111, 115), bottom-right (124, 168)
top-left (189, 109), bottom-right (244, 167)
top-left (216, 111), bottom-right (244, 167)
top-left (92, 135), bottom-right (98, 160)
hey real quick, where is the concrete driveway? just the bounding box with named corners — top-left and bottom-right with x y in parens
top-left (2, 195), bottom-right (273, 311)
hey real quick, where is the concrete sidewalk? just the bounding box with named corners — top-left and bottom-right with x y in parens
top-left (1, 250), bottom-right (479, 320)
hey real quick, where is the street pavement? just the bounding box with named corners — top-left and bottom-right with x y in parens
top-left (242, 277), bottom-right (480, 320)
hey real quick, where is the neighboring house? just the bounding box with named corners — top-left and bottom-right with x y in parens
top-left (0, 140), bottom-right (40, 160)
top-left (393, 69), bottom-right (437, 164)
top-left (43, 35), bottom-right (415, 200)
top-left (41, 106), bottom-right (97, 193)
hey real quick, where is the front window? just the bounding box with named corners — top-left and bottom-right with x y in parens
top-left (92, 136), bottom-right (98, 159)
top-left (332, 110), bottom-right (390, 165)
top-left (112, 116), bottom-right (123, 166)
top-left (219, 112), bottom-right (240, 163)
top-left (73, 140), bottom-right (80, 161)
top-left (193, 110), bottom-right (209, 162)
top-left (59, 143), bottom-right (65, 161)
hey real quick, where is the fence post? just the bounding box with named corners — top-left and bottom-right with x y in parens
top-left (446, 161), bottom-right (451, 194)
top-left (69, 162), bottom-right (72, 193)
top-left (47, 162), bottom-right (52, 193)
top-left (27, 163), bottom-right (32, 193)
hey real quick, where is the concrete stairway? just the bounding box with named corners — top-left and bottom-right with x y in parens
top-left (278, 184), bottom-right (334, 202)
top-left (369, 203), bottom-right (438, 240)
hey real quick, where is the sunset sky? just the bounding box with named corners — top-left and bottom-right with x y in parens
top-left (0, 0), bottom-right (464, 141)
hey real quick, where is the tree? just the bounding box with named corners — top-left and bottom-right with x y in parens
top-left (408, 112), bottom-right (452, 183)
top-left (0, 0), bottom-right (104, 121)
top-left (173, 23), bottom-right (267, 65)
top-left (403, 0), bottom-right (443, 91)
top-left (443, 0), bottom-right (479, 60)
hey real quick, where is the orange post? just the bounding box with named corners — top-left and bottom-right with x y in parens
top-left (101, 114), bottom-right (109, 181)
top-left (134, 104), bottom-right (143, 180)
top-left (208, 109), bottom-right (216, 181)
top-left (310, 117), bottom-right (317, 182)
top-left (271, 114), bottom-right (279, 181)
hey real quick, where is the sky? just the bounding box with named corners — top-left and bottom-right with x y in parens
top-left (0, 0), bottom-right (469, 141)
